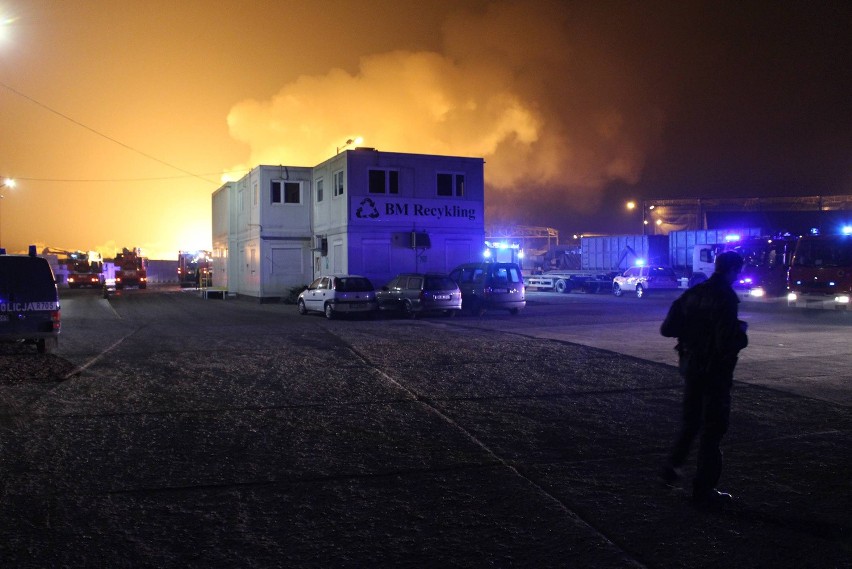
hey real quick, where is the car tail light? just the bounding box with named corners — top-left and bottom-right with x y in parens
top-left (51, 310), bottom-right (61, 331)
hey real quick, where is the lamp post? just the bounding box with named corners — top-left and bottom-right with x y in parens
top-left (0, 178), bottom-right (15, 250)
top-left (626, 200), bottom-right (647, 235)
top-left (336, 136), bottom-right (363, 154)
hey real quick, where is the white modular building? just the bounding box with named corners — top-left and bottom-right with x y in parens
top-left (212, 149), bottom-right (485, 301)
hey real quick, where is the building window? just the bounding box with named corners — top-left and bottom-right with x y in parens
top-left (271, 180), bottom-right (302, 204)
top-left (316, 178), bottom-right (324, 203)
top-left (238, 189), bottom-right (245, 212)
top-left (284, 182), bottom-right (301, 203)
top-left (333, 170), bottom-right (344, 197)
top-left (437, 173), bottom-right (465, 197)
top-left (253, 182), bottom-right (258, 205)
top-left (369, 169), bottom-right (399, 194)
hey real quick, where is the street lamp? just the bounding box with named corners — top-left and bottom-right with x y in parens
top-left (0, 178), bottom-right (15, 250)
top-left (336, 136), bottom-right (363, 154)
top-left (626, 200), bottom-right (647, 235)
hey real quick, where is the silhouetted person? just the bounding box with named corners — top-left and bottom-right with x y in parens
top-left (660, 251), bottom-right (748, 508)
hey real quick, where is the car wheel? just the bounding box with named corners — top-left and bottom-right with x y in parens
top-left (298, 299), bottom-right (307, 315)
top-left (555, 279), bottom-right (571, 294)
top-left (636, 284), bottom-right (645, 298)
top-left (324, 303), bottom-right (335, 319)
top-left (446, 310), bottom-right (457, 318)
top-left (470, 299), bottom-right (486, 317)
top-left (613, 283), bottom-right (623, 297)
top-left (509, 307), bottom-right (521, 315)
top-left (402, 301), bottom-right (416, 319)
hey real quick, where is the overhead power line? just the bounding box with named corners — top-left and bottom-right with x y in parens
top-left (0, 79), bottom-right (221, 185)
top-left (4, 170), bottom-right (249, 183)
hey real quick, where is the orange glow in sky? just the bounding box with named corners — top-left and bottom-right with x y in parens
top-left (0, 1), bottom-right (849, 258)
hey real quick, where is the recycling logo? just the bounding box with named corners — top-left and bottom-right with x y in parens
top-left (355, 197), bottom-right (380, 219)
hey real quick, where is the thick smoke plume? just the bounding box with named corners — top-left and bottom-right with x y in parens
top-left (226, 1), bottom-right (661, 230)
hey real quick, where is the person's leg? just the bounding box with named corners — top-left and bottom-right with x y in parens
top-left (693, 380), bottom-right (731, 498)
top-left (669, 374), bottom-right (704, 469)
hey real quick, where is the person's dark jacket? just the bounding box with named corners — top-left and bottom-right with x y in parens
top-left (665, 273), bottom-right (748, 377)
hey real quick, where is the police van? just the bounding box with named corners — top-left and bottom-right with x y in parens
top-left (0, 246), bottom-right (61, 353)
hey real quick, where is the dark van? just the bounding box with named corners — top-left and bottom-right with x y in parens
top-left (449, 262), bottom-right (526, 315)
top-left (0, 250), bottom-right (61, 353)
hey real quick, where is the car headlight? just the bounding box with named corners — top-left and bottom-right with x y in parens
top-left (749, 287), bottom-right (765, 298)
top-left (787, 292), bottom-right (797, 302)
top-left (835, 295), bottom-right (850, 304)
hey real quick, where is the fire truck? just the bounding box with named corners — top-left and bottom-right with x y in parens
top-left (65, 251), bottom-right (105, 288)
top-left (787, 227), bottom-right (852, 309)
top-left (113, 248), bottom-right (148, 290)
top-left (177, 250), bottom-right (213, 288)
top-left (691, 235), bottom-right (799, 298)
top-left (42, 248), bottom-right (105, 288)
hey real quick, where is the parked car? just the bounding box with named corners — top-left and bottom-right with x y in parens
top-left (448, 262), bottom-right (526, 315)
top-left (297, 275), bottom-right (378, 319)
top-left (612, 265), bottom-right (680, 298)
top-left (377, 273), bottom-right (462, 318)
top-left (0, 249), bottom-right (61, 353)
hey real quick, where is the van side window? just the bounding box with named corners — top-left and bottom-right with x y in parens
top-left (493, 267), bottom-right (509, 284)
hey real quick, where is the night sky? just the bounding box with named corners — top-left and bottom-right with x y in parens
top-left (1, 1), bottom-right (849, 258)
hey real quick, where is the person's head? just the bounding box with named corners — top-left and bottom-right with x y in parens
top-left (714, 251), bottom-right (744, 283)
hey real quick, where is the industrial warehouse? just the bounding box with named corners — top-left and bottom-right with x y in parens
top-left (211, 148), bottom-right (485, 301)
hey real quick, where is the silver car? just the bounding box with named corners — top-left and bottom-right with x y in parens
top-left (376, 273), bottom-right (462, 318)
top-left (297, 275), bottom-right (378, 319)
top-left (612, 265), bottom-right (680, 298)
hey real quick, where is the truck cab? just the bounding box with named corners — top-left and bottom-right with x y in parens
top-left (787, 231), bottom-right (852, 309)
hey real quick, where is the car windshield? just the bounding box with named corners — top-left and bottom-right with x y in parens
top-left (425, 276), bottom-right (456, 290)
top-left (793, 238), bottom-right (852, 268)
top-left (334, 277), bottom-right (374, 292)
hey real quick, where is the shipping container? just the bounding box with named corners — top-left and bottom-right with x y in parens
top-left (580, 235), bottom-right (669, 271)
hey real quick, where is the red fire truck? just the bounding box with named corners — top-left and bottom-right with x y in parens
top-left (114, 248), bottom-right (148, 290)
top-left (65, 251), bottom-right (105, 289)
top-left (178, 250), bottom-right (213, 288)
top-left (787, 227), bottom-right (852, 309)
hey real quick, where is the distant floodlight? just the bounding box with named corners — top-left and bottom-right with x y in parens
top-left (841, 225), bottom-right (852, 235)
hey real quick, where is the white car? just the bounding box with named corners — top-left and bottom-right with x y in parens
top-left (612, 266), bottom-right (680, 298)
top-left (297, 275), bottom-right (378, 319)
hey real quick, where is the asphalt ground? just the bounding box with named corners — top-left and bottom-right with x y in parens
top-left (0, 289), bottom-right (849, 568)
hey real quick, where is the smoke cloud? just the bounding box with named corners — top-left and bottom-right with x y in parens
top-left (226, 1), bottom-right (662, 230)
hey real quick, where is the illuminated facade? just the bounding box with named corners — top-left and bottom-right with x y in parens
top-left (212, 149), bottom-right (485, 300)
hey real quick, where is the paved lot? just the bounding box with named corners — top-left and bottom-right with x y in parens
top-left (0, 289), bottom-right (849, 567)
